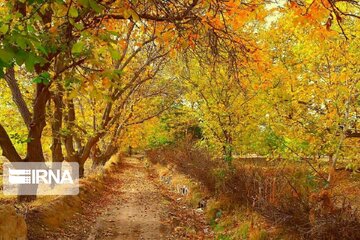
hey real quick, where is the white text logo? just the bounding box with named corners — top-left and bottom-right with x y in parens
top-left (9, 169), bottom-right (73, 184)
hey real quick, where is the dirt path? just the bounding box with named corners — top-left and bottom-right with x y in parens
top-left (32, 157), bottom-right (212, 239)
top-left (87, 157), bottom-right (173, 239)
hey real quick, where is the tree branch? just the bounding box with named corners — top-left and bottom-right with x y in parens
top-left (0, 124), bottom-right (22, 162)
top-left (4, 67), bottom-right (32, 128)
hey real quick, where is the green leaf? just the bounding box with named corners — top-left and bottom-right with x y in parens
top-left (69, 6), bottom-right (79, 18)
top-left (73, 23), bottom-right (84, 30)
top-left (15, 35), bottom-right (28, 49)
top-left (27, 25), bottom-right (35, 33)
top-left (78, 0), bottom-right (89, 7)
top-left (0, 24), bottom-right (9, 34)
top-left (89, 0), bottom-right (104, 13)
top-left (0, 49), bottom-right (15, 63)
top-left (69, 18), bottom-right (75, 26)
top-left (14, 49), bottom-right (27, 65)
top-left (110, 48), bottom-right (120, 60)
top-left (32, 72), bottom-right (51, 84)
top-left (25, 53), bottom-right (43, 72)
top-left (113, 69), bottom-right (123, 76)
top-left (71, 41), bottom-right (85, 54)
top-left (64, 77), bottom-right (80, 89)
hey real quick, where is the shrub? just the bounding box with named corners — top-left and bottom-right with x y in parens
top-left (146, 140), bottom-right (360, 239)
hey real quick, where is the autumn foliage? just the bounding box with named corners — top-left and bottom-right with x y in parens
top-left (146, 140), bottom-right (360, 239)
top-left (0, 0), bottom-right (359, 238)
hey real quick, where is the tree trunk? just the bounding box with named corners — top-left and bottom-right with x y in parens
top-left (25, 84), bottom-right (50, 163)
top-left (51, 90), bottom-right (64, 163)
top-left (327, 154), bottom-right (335, 183)
top-left (328, 127), bottom-right (346, 183)
top-left (92, 145), bottom-right (118, 169)
top-left (76, 136), bottom-right (101, 177)
top-left (0, 124), bottom-right (22, 162)
top-left (91, 145), bottom-right (102, 169)
top-left (50, 90), bottom-right (64, 188)
top-left (223, 131), bottom-right (233, 165)
top-left (19, 84), bottom-right (50, 201)
top-left (91, 156), bottom-right (105, 169)
top-left (0, 125), bottom-right (37, 201)
top-left (1, 81), bottom-right (50, 202)
top-left (78, 161), bottom-right (85, 178)
top-left (4, 67), bottom-right (32, 128)
top-left (63, 97), bottom-right (102, 178)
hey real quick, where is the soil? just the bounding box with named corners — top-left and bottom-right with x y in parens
top-left (28, 157), bottom-right (212, 239)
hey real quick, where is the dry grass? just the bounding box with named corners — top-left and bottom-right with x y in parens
top-left (146, 141), bottom-right (360, 240)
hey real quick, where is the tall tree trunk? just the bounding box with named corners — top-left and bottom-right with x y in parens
top-left (51, 56), bottom-right (66, 164)
top-left (91, 144), bottom-right (102, 168)
top-left (50, 89), bottom-right (64, 188)
top-left (327, 96), bottom-right (352, 183)
top-left (92, 145), bottom-right (118, 169)
top-left (79, 136), bottom-right (101, 171)
top-left (327, 131), bottom-right (345, 183)
top-left (19, 84), bottom-right (50, 202)
top-left (25, 84), bottom-right (50, 163)
top-left (78, 160), bottom-right (85, 178)
top-left (92, 122), bottom-right (123, 169)
top-left (64, 98), bottom-right (82, 176)
top-left (223, 130), bottom-right (233, 165)
top-left (0, 124), bottom-right (37, 202)
top-left (51, 90), bottom-right (64, 163)
top-left (4, 68), bottom-right (32, 128)
top-left (63, 98), bottom-right (102, 178)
